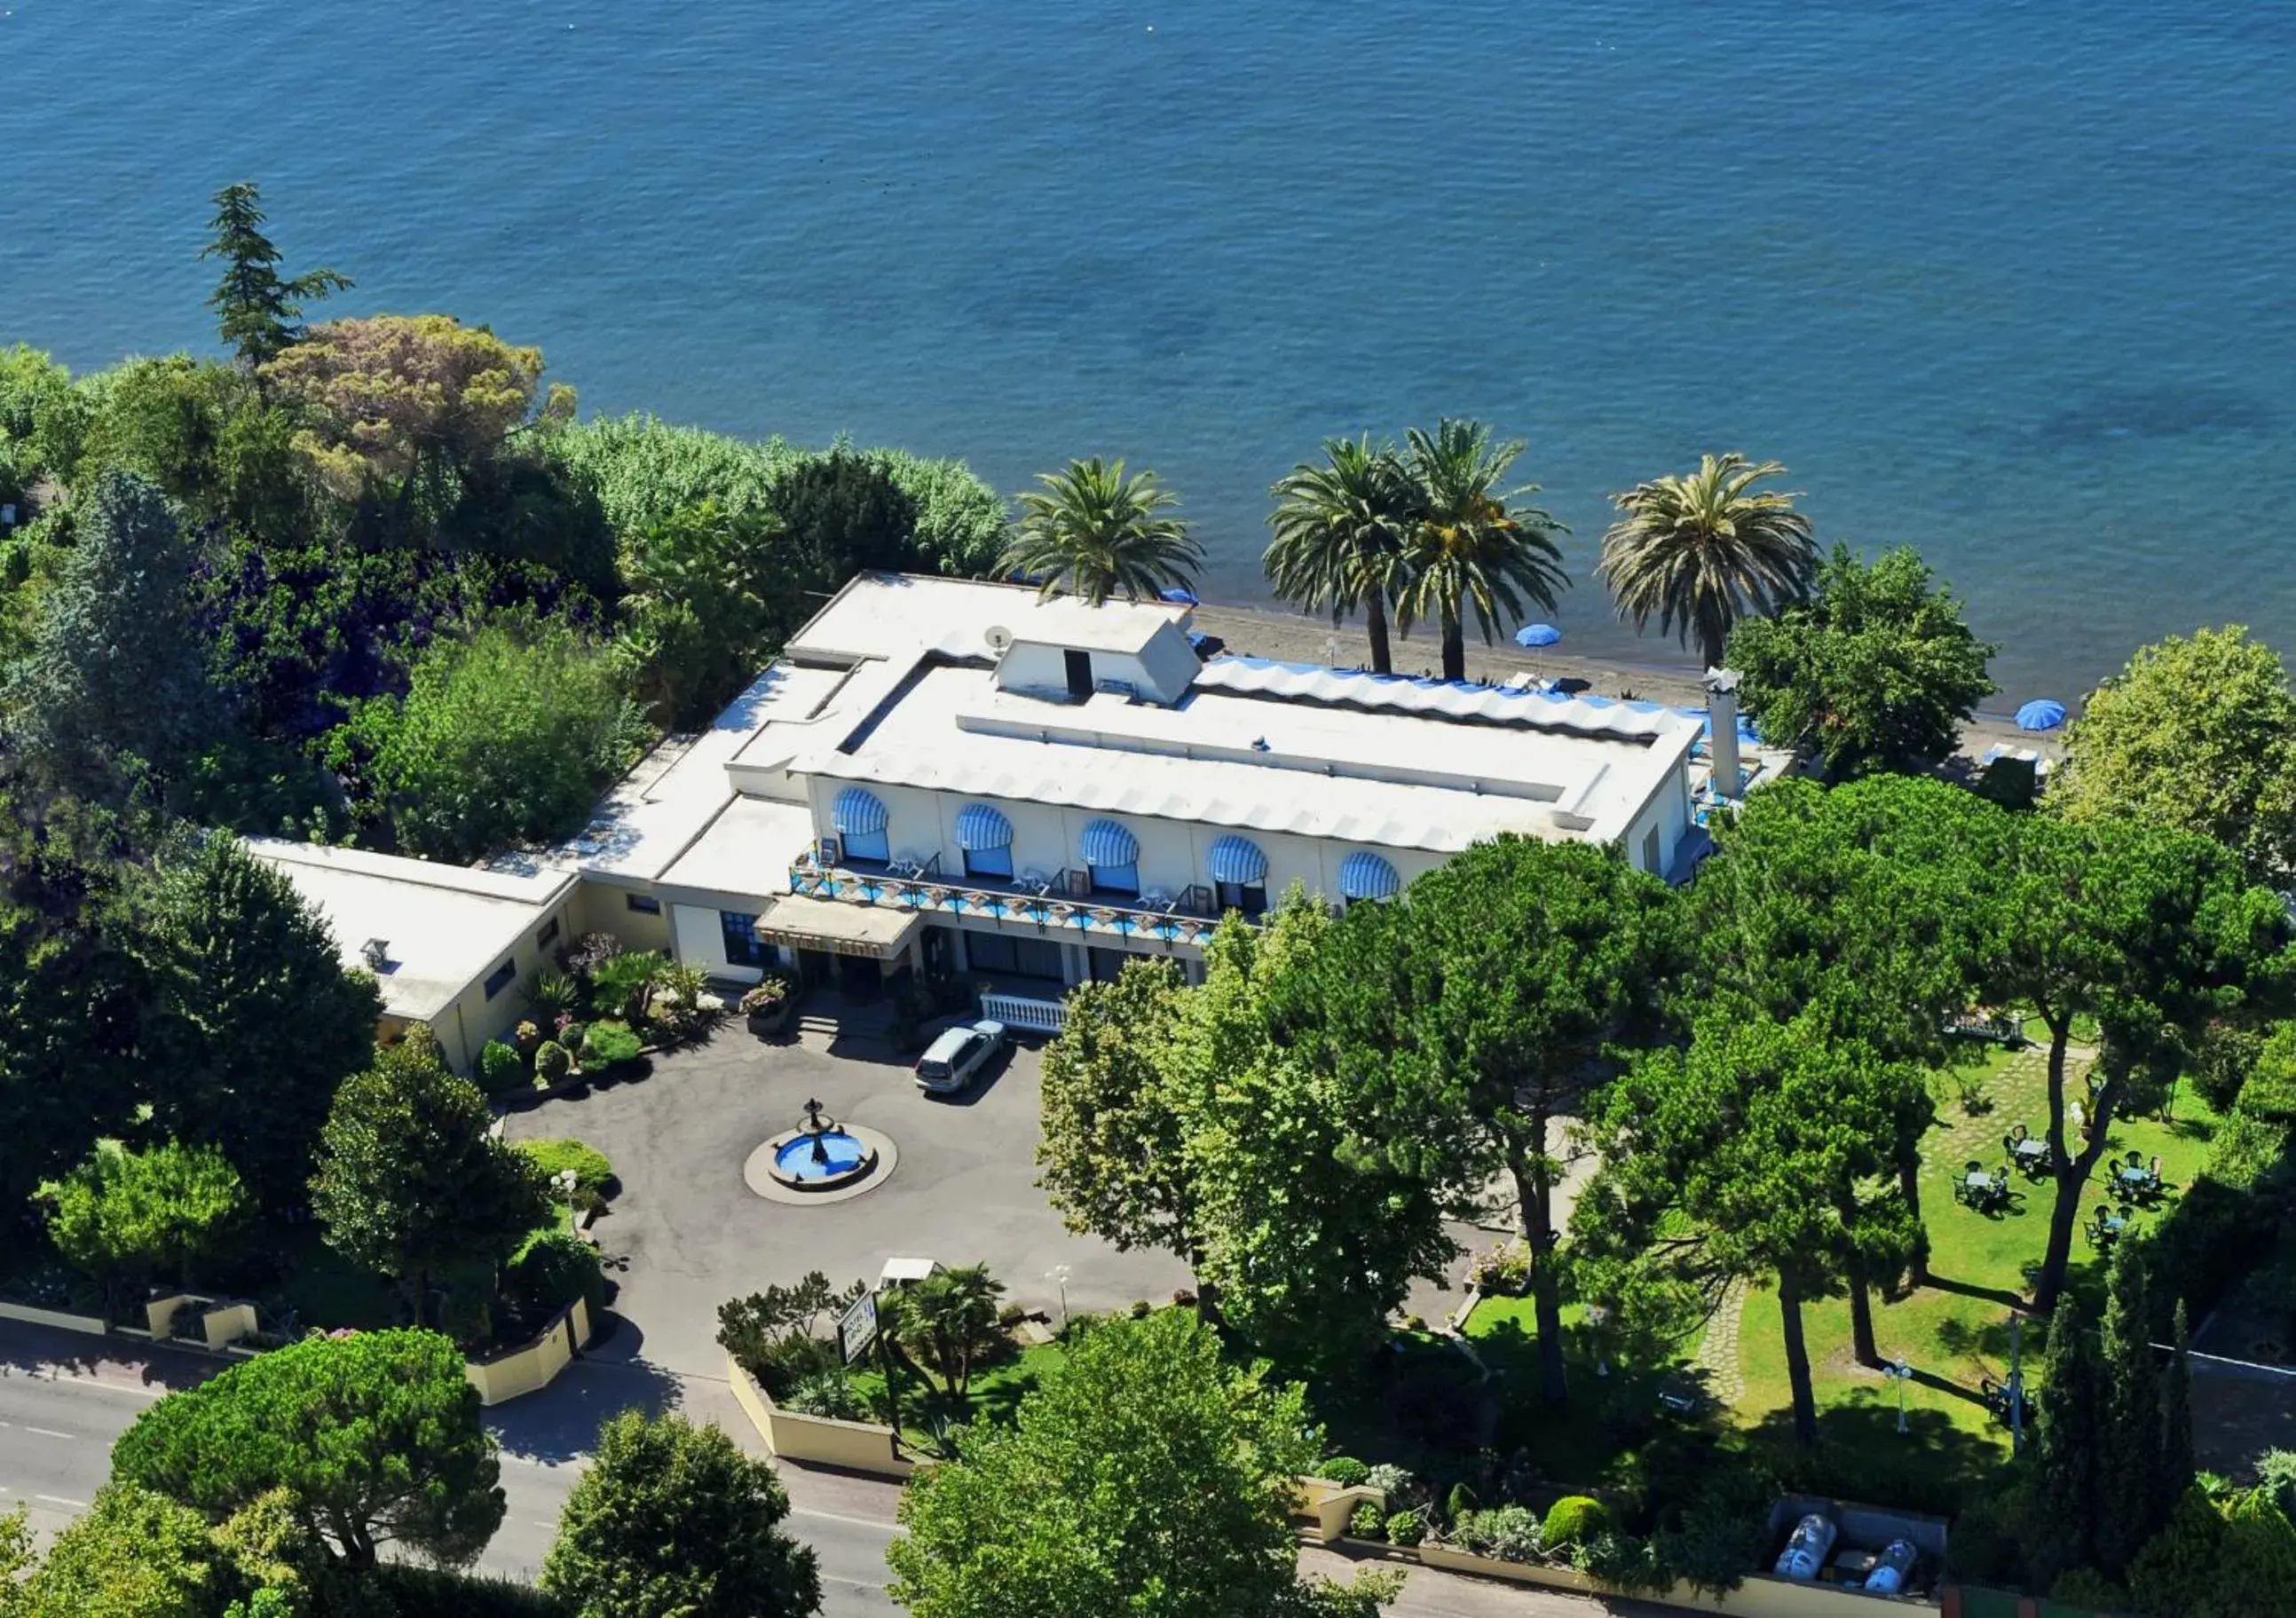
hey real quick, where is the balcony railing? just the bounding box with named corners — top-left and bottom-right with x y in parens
top-left (788, 854), bottom-right (1230, 946)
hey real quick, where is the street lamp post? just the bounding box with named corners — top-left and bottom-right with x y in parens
top-left (1045, 1265), bottom-right (1071, 1335)
top-left (1885, 1359), bottom-right (1912, 1435)
top-left (555, 1168), bottom-right (580, 1236)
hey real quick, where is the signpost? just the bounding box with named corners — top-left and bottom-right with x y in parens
top-left (841, 1288), bottom-right (902, 1442)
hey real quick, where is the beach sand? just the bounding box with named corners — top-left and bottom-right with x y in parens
top-left (1188, 601), bottom-right (2063, 766)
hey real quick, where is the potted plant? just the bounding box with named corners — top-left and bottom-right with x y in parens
top-left (741, 976), bottom-right (797, 1037)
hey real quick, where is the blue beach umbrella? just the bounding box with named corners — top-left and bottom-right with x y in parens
top-left (2016, 699), bottom-right (2067, 732)
top-left (1515, 623), bottom-right (1562, 649)
top-left (1159, 586), bottom-right (1199, 605)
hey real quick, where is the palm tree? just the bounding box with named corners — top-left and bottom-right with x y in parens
top-left (999, 458), bottom-right (1203, 606)
top-left (1263, 435), bottom-right (1416, 674)
top-left (898, 1264), bottom-right (1006, 1401)
top-left (1393, 419), bottom-right (1570, 683)
top-left (1596, 453), bottom-right (1818, 673)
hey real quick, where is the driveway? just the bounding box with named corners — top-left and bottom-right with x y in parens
top-left (503, 1020), bottom-right (1190, 1377)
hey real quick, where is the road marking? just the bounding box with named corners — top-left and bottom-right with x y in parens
top-left (791, 1506), bottom-right (902, 1534)
top-left (34, 1495), bottom-right (87, 1508)
top-left (22, 1426), bottom-right (72, 1440)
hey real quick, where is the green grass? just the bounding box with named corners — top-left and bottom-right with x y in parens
top-left (851, 1338), bottom-right (1069, 1440)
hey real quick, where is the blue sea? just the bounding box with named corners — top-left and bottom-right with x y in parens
top-left (4, 1), bottom-right (2292, 701)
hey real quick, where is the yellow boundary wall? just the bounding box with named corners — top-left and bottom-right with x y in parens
top-left (726, 1354), bottom-right (916, 1477)
top-left (0, 1299), bottom-right (107, 1334)
top-left (1348, 1540), bottom-right (1939, 1616)
top-left (464, 1297), bottom-right (593, 1406)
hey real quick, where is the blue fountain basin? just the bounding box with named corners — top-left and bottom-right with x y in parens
top-left (774, 1130), bottom-right (870, 1183)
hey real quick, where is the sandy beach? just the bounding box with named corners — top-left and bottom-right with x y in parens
top-left (1188, 601), bottom-right (2064, 766)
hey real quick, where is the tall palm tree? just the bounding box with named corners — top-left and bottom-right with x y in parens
top-left (1393, 419), bottom-right (1569, 683)
top-left (999, 458), bottom-right (1203, 606)
top-left (1263, 435), bottom-right (1416, 674)
top-left (1596, 453), bottom-right (1818, 673)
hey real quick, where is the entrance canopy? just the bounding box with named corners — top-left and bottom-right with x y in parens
top-left (753, 894), bottom-right (924, 960)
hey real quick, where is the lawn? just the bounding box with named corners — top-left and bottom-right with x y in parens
top-left (1459, 1028), bottom-right (2225, 1502)
top-left (851, 1335), bottom-right (1069, 1448)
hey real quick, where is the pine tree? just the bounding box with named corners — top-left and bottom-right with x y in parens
top-left (2036, 1293), bottom-right (2103, 1575)
top-left (2096, 1243), bottom-right (2167, 1573)
top-left (201, 182), bottom-right (351, 370)
top-left (2162, 1299), bottom-right (2197, 1506)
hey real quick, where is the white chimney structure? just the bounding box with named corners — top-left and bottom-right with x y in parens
top-left (1704, 667), bottom-right (1743, 800)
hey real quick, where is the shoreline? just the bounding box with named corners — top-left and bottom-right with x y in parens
top-left (1187, 600), bottom-right (2064, 765)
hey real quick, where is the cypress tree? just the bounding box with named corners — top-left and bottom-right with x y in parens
top-left (201, 181), bottom-right (351, 371)
top-left (2096, 1242), bottom-right (2166, 1573)
top-left (2036, 1293), bottom-right (2103, 1575)
top-left (2161, 1299), bottom-right (2197, 1505)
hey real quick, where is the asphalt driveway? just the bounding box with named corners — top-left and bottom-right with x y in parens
top-left (503, 1019), bottom-right (1190, 1377)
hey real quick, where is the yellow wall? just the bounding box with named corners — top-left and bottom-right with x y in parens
top-left (201, 1302), bottom-right (259, 1350)
top-left (1294, 1478), bottom-right (1389, 1543)
top-left (573, 881), bottom-right (675, 955)
top-left (726, 1354), bottom-right (915, 1478)
top-left (463, 1297), bottom-right (592, 1406)
top-left (0, 1299), bottom-right (107, 1335)
top-left (1399, 1545), bottom-right (1937, 1617)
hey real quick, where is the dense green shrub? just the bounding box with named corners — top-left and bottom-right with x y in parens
top-left (1466, 1242), bottom-right (1533, 1297)
top-left (1386, 1510), bottom-right (1426, 1547)
top-left (533, 1039), bottom-right (572, 1085)
top-left (1446, 1482), bottom-right (1479, 1525)
top-left (501, 1227), bottom-right (604, 1324)
top-left (2049, 1566), bottom-right (2132, 1611)
top-left (780, 1367), bottom-right (865, 1420)
top-left (1543, 1495), bottom-right (1613, 1549)
top-left (516, 1139), bottom-right (612, 1209)
top-left (1349, 1503), bottom-right (1385, 1541)
top-left (1364, 1463), bottom-right (1414, 1496)
top-left (476, 1039), bottom-right (526, 1095)
top-left (2190, 1021), bottom-right (2265, 1116)
top-left (1319, 1456), bottom-right (1369, 1488)
top-left (1456, 1504), bottom-right (1543, 1562)
top-left (372, 1561), bottom-right (568, 1616)
top-left (2141, 1109), bottom-right (2292, 1321)
top-left (588, 949), bottom-right (667, 1023)
top-left (580, 1019), bottom-right (642, 1069)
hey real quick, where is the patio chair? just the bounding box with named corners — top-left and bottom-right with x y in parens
top-left (2084, 1212), bottom-right (2111, 1249)
top-left (2007, 1123), bottom-right (2028, 1148)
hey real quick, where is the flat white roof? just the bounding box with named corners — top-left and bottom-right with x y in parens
top-left (658, 795), bottom-right (818, 906)
top-left (789, 573), bottom-right (1190, 664)
top-left (790, 662), bottom-right (1696, 853)
top-left (246, 840), bottom-right (575, 1022)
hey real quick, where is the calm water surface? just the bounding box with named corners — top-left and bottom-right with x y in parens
top-left (4, 1), bottom-right (2293, 699)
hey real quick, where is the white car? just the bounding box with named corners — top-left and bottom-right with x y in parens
top-left (914, 1019), bottom-right (1006, 1093)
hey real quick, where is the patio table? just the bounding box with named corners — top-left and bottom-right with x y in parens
top-left (1963, 1171), bottom-right (1995, 1191)
top-left (2116, 1166), bottom-right (2155, 1193)
top-left (2012, 1139), bottom-right (2050, 1165)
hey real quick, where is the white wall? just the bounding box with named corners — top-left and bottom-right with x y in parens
top-left (994, 636), bottom-right (1191, 706)
top-left (671, 903), bottom-right (768, 983)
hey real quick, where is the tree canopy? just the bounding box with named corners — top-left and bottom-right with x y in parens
top-left (111, 1328), bottom-right (504, 1570)
top-left (1002, 457), bottom-right (1200, 605)
top-left (2051, 625), bottom-right (2296, 884)
top-left (541, 1409), bottom-right (821, 1618)
top-left (201, 181), bottom-right (352, 372)
top-left (886, 1308), bottom-right (1396, 1618)
top-left (1264, 435), bottom-right (1416, 675)
top-left (36, 1139), bottom-right (248, 1301)
top-left (1726, 543), bottom-right (1997, 777)
top-left (308, 1031), bottom-right (548, 1329)
top-left (1393, 419), bottom-right (1567, 683)
top-left (1598, 453), bottom-right (1817, 673)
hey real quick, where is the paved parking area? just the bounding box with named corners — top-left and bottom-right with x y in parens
top-left (503, 1020), bottom-right (1190, 1377)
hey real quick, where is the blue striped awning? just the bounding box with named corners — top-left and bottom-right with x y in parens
top-left (953, 803), bottom-right (1014, 851)
top-left (832, 787), bottom-right (889, 836)
top-left (1337, 851), bottom-right (1400, 901)
top-left (1206, 834), bottom-right (1268, 886)
top-left (1078, 818), bottom-right (1139, 868)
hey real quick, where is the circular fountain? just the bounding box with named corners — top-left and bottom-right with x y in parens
top-left (744, 1098), bottom-right (896, 1204)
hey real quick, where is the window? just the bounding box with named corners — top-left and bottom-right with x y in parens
top-left (964, 932), bottom-right (1066, 982)
top-left (536, 917), bottom-right (561, 949)
top-left (842, 827), bottom-right (890, 865)
top-left (1641, 827), bottom-right (1662, 876)
top-left (721, 911), bottom-right (770, 969)
top-left (1216, 880), bottom-right (1268, 919)
top-left (1087, 861), bottom-right (1140, 896)
top-left (963, 845), bottom-right (1013, 880)
top-left (626, 893), bottom-right (662, 916)
top-left (483, 959), bottom-right (517, 1000)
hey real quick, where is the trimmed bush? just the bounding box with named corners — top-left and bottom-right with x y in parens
top-left (1387, 1510), bottom-right (1426, 1547)
top-left (533, 1039), bottom-right (572, 1084)
top-left (502, 1227), bottom-right (603, 1322)
top-left (1543, 1495), bottom-right (1613, 1549)
top-left (581, 1018), bottom-right (643, 1069)
top-left (517, 1139), bottom-right (613, 1209)
top-left (1319, 1456), bottom-right (1370, 1488)
top-left (477, 1039), bottom-right (526, 1096)
top-left (1349, 1502), bottom-right (1385, 1541)
top-left (375, 1562), bottom-right (568, 1616)
top-left (1467, 1242), bottom-right (1534, 1297)
top-left (781, 1367), bottom-right (865, 1420)
top-left (1364, 1463), bottom-right (1414, 1496)
top-left (1446, 1482), bottom-right (1479, 1525)
top-left (1458, 1504), bottom-right (1543, 1562)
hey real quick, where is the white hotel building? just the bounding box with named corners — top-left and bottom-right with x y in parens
top-left (252, 573), bottom-right (1714, 1065)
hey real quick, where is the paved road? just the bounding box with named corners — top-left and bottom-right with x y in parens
top-left (0, 1322), bottom-right (1657, 1617)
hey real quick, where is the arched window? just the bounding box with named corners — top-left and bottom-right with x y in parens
top-left (832, 787), bottom-right (891, 865)
top-left (1079, 818), bottom-right (1140, 896)
top-left (1206, 834), bottom-right (1268, 918)
top-left (954, 802), bottom-right (1015, 880)
top-left (1337, 851), bottom-right (1401, 903)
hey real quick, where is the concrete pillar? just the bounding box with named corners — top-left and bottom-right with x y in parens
top-left (1704, 667), bottom-right (1743, 799)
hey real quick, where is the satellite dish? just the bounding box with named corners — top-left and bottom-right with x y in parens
top-left (984, 625), bottom-right (1014, 653)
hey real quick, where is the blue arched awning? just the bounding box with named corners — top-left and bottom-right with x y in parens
top-left (1079, 818), bottom-right (1140, 868)
top-left (1206, 834), bottom-right (1268, 886)
top-left (953, 803), bottom-right (1014, 850)
top-left (1337, 851), bottom-right (1400, 901)
top-left (832, 787), bottom-right (889, 836)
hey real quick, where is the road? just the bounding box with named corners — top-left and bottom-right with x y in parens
top-left (0, 1322), bottom-right (1648, 1618)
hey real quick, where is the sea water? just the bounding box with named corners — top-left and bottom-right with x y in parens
top-left (4, 0), bottom-right (2291, 699)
